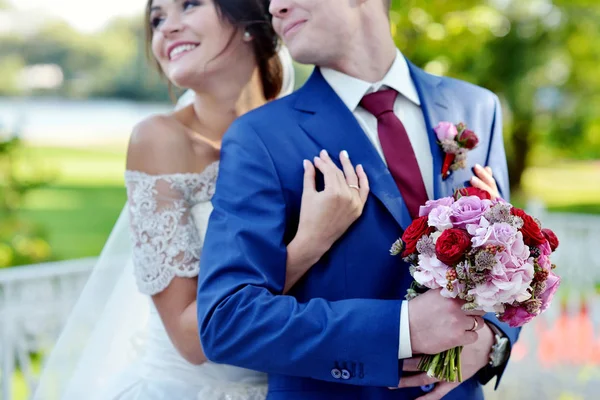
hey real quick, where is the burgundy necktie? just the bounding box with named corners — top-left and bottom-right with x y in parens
top-left (360, 89), bottom-right (428, 219)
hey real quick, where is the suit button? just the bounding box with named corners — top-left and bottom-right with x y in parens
top-left (420, 384), bottom-right (435, 393)
top-left (331, 368), bottom-right (342, 379)
top-left (341, 369), bottom-right (351, 380)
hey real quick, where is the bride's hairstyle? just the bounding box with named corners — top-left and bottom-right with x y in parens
top-left (144, 0), bottom-right (283, 100)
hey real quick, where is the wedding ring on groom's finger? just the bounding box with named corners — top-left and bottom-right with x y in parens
top-left (348, 184), bottom-right (360, 191)
top-left (467, 317), bottom-right (479, 332)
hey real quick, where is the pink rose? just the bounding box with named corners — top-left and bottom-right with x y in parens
top-left (500, 305), bottom-right (536, 327)
top-left (467, 282), bottom-right (504, 312)
top-left (469, 220), bottom-right (528, 254)
top-left (539, 271), bottom-right (560, 313)
top-left (534, 240), bottom-right (553, 273)
top-left (488, 222), bottom-right (518, 248)
top-left (412, 255), bottom-right (448, 290)
top-left (434, 122), bottom-right (458, 142)
top-left (419, 197), bottom-right (454, 217)
top-left (490, 265), bottom-right (534, 305)
top-left (450, 196), bottom-right (492, 229)
top-left (441, 278), bottom-right (465, 298)
top-left (509, 232), bottom-right (532, 260)
top-left (471, 233), bottom-right (534, 308)
top-left (428, 205), bottom-right (454, 231)
top-left (539, 240), bottom-right (552, 257)
top-left (467, 217), bottom-right (492, 247)
top-left (490, 238), bottom-right (535, 304)
top-left (467, 256), bottom-right (533, 312)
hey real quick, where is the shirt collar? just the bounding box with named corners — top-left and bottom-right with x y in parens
top-left (321, 49), bottom-right (421, 112)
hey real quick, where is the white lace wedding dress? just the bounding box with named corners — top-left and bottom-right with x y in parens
top-left (96, 161), bottom-right (267, 399)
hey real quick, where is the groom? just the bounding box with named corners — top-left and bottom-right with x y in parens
top-left (198, 0), bottom-right (519, 399)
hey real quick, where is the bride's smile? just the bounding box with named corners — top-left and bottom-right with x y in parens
top-left (167, 42), bottom-right (200, 61)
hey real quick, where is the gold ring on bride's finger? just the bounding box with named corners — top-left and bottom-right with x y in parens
top-left (348, 184), bottom-right (360, 191)
top-left (467, 317), bottom-right (478, 332)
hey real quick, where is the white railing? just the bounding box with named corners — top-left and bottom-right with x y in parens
top-left (527, 203), bottom-right (600, 294)
top-left (0, 258), bottom-right (96, 400)
top-left (1, 210), bottom-right (600, 400)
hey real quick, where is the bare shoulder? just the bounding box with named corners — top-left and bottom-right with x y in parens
top-left (127, 114), bottom-right (195, 175)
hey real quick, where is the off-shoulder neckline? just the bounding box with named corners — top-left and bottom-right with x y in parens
top-left (124, 160), bottom-right (219, 180)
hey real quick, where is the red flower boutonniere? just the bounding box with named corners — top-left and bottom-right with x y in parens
top-left (434, 122), bottom-right (479, 180)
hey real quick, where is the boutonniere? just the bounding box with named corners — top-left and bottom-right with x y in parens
top-left (434, 121), bottom-right (479, 180)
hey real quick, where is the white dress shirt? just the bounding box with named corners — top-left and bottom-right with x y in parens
top-left (321, 49), bottom-right (433, 360)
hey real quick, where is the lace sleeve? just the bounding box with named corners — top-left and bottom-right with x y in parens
top-left (125, 171), bottom-right (203, 295)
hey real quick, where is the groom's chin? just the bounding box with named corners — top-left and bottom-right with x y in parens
top-left (285, 43), bottom-right (323, 67)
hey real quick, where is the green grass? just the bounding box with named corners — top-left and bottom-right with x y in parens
top-left (17, 145), bottom-right (127, 186)
top-left (547, 203), bottom-right (600, 214)
top-left (13, 145), bottom-right (127, 260)
top-left (17, 185), bottom-right (126, 259)
top-left (521, 161), bottom-right (600, 209)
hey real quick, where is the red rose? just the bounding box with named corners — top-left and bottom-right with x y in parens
top-left (401, 216), bottom-right (434, 257)
top-left (457, 129), bottom-right (479, 150)
top-left (542, 228), bottom-right (559, 252)
top-left (455, 187), bottom-right (492, 201)
top-left (511, 208), bottom-right (546, 247)
top-left (435, 228), bottom-right (472, 265)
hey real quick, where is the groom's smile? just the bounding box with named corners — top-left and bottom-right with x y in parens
top-left (282, 19), bottom-right (307, 40)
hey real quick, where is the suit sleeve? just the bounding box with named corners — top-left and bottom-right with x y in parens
top-left (481, 93), bottom-right (521, 388)
top-left (197, 119), bottom-right (403, 387)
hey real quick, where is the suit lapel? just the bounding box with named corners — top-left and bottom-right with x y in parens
top-left (294, 69), bottom-right (412, 230)
top-left (407, 60), bottom-right (461, 198)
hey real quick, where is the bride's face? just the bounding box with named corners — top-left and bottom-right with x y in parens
top-left (148, 0), bottom-right (245, 88)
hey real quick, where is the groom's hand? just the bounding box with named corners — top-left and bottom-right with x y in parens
top-left (470, 164), bottom-right (500, 200)
top-left (394, 323), bottom-right (494, 400)
top-left (408, 289), bottom-right (485, 355)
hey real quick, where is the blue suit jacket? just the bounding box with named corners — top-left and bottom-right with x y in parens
top-left (197, 62), bottom-right (520, 399)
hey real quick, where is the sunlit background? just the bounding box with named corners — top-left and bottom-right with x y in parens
top-left (0, 0), bottom-right (599, 399)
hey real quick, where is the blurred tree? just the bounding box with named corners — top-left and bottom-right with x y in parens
top-left (0, 15), bottom-right (169, 100)
top-left (89, 16), bottom-right (170, 101)
top-left (390, 0), bottom-right (600, 191)
top-left (0, 55), bottom-right (24, 96)
top-left (0, 126), bottom-right (53, 267)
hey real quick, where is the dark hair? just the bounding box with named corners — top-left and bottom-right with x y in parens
top-left (144, 0), bottom-right (283, 100)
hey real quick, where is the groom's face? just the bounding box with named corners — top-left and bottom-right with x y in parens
top-left (270, 0), bottom-right (357, 66)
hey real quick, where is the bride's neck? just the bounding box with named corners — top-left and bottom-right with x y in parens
top-left (190, 70), bottom-right (266, 143)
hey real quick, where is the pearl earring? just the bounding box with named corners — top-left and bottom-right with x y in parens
top-left (244, 31), bottom-right (252, 41)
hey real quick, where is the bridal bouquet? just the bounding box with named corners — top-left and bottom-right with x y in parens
top-left (390, 187), bottom-right (561, 382)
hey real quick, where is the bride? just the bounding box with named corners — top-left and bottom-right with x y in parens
top-left (34, 0), bottom-right (370, 399)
